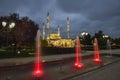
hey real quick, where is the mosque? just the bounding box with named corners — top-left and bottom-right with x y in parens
top-left (41, 13), bottom-right (75, 48)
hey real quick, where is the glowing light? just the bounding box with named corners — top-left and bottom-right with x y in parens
top-left (33, 30), bottom-right (43, 77)
top-left (9, 22), bottom-right (15, 29)
top-left (74, 36), bottom-right (84, 68)
top-left (78, 63), bottom-right (84, 68)
top-left (2, 21), bottom-right (7, 27)
top-left (74, 63), bottom-right (84, 68)
top-left (33, 70), bottom-right (43, 77)
top-left (94, 59), bottom-right (101, 62)
top-left (74, 63), bottom-right (78, 66)
top-left (93, 38), bottom-right (102, 63)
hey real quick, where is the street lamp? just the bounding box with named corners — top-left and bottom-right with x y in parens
top-left (2, 21), bottom-right (15, 47)
top-left (81, 32), bottom-right (88, 51)
top-left (81, 32), bottom-right (88, 45)
top-left (81, 32), bottom-right (88, 36)
top-left (2, 21), bottom-right (7, 27)
top-left (9, 22), bottom-right (15, 29)
top-left (2, 21), bottom-right (15, 29)
top-left (103, 35), bottom-right (109, 38)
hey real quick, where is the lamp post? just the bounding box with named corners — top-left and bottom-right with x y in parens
top-left (2, 21), bottom-right (15, 51)
top-left (103, 34), bottom-right (109, 45)
top-left (103, 35), bottom-right (108, 38)
top-left (81, 32), bottom-right (88, 51)
top-left (103, 35), bottom-right (111, 55)
top-left (2, 21), bottom-right (7, 27)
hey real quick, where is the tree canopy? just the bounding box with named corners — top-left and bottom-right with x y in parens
top-left (0, 13), bottom-right (38, 48)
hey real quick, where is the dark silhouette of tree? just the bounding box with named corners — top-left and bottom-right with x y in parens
top-left (93, 30), bottom-right (104, 39)
top-left (0, 13), bottom-right (38, 50)
top-left (85, 34), bottom-right (92, 45)
top-left (92, 30), bottom-right (111, 48)
top-left (112, 38), bottom-right (120, 45)
top-left (81, 33), bottom-right (92, 45)
top-left (9, 13), bottom-right (19, 20)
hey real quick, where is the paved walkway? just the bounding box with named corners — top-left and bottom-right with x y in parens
top-left (0, 49), bottom-right (119, 80)
top-left (70, 60), bottom-right (120, 80)
top-left (0, 49), bottom-right (119, 67)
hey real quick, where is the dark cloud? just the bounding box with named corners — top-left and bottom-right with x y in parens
top-left (0, 0), bottom-right (120, 38)
top-left (57, 0), bottom-right (120, 20)
top-left (57, 0), bottom-right (120, 38)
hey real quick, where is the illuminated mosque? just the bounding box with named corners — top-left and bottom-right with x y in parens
top-left (41, 13), bottom-right (75, 48)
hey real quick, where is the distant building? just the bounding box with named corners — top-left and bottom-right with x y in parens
top-left (42, 13), bottom-right (75, 48)
top-left (47, 33), bottom-right (75, 48)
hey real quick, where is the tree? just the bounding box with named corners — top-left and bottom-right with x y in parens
top-left (0, 13), bottom-right (38, 50)
top-left (92, 30), bottom-right (111, 48)
top-left (112, 38), bottom-right (120, 45)
top-left (81, 33), bottom-right (92, 46)
top-left (85, 34), bottom-right (92, 45)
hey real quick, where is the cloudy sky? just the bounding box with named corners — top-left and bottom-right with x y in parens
top-left (0, 0), bottom-right (120, 38)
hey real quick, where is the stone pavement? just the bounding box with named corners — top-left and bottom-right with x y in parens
top-left (70, 59), bottom-right (120, 80)
top-left (0, 49), bottom-right (119, 80)
top-left (0, 49), bottom-right (119, 67)
top-left (0, 51), bottom-right (91, 67)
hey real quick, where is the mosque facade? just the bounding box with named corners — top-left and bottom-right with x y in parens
top-left (41, 13), bottom-right (75, 48)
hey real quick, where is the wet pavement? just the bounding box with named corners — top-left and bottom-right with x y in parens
top-left (70, 59), bottom-right (120, 80)
top-left (0, 49), bottom-right (119, 80)
top-left (0, 55), bottom-right (119, 80)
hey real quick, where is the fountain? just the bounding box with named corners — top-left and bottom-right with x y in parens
top-left (93, 38), bottom-right (102, 62)
top-left (74, 36), bottom-right (84, 68)
top-left (106, 39), bottom-right (112, 56)
top-left (33, 30), bottom-right (43, 77)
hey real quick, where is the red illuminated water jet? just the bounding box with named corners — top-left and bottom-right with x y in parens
top-left (33, 30), bottom-right (43, 77)
top-left (93, 38), bottom-right (102, 63)
top-left (74, 36), bottom-right (84, 68)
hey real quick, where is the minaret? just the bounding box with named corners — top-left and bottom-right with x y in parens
top-left (42, 23), bottom-right (45, 40)
top-left (58, 25), bottom-right (60, 36)
top-left (66, 17), bottom-right (70, 39)
top-left (46, 12), bottom-right (50, 37)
